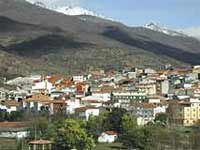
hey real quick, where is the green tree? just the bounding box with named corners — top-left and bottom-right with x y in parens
top-left (121, 114), bottom-right (137, 133)
top-left (121, 127), bottom-right (153, 150)
top-left (86, 115), bottom-right (105, 141)
top-left (103, 108), bottom-right (127, 133)
top-left (154, 113), bottom-right (167, 125)
top-left (29, 117), bottom-right (49, 139)
top-left (9, 110), bottom-right (24, 121)
top-left (51, 119), bottom-right (95, 150)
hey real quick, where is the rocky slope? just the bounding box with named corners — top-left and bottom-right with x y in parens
top-left (0, 0), bottom-right (200, 76)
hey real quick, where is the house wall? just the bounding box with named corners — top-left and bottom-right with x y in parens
top-left (66, 99), bottom-right (80, 114)
top-left (170, 102), bottom-right (200, 126)
top-left (183, 103), bottom-right (200, 126)
top-left (161, 80), bottom-right (169, 95)
top-left (85, 109), bottom-right (99, 120)
top-left (98, 133), bottom-right (117, 143)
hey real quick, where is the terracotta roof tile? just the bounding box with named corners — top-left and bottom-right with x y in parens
top-left (75, 106), bottom-right (98, 113)
top-left (2, 100), bottom-right (19, 107)
top-left (26, 93), bottom-right (52, 102)
top-left (104, 131), bottom-right (118, 135)
top-left (0, 122), bottom-right (28, 128)
top-left (29, 140), bottom-right (52, 145)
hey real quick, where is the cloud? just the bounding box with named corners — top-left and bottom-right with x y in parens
top-left (178, 27), bottom-right (200, 40)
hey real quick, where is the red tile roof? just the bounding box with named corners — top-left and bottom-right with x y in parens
top-left (1, 100), bottom-right (20, 107)
top-left (104, 131), bottom-right (118, 135)
top-left (75, 106), bottom-right (98, 113)
top-left (29, 140), bottom-right (52, 145)
top-left (26, 93), bottom-right (52, 102)
top-left (0, 122), bottom-right (28, 128)
top-left (47, 76), bottom-right (60, 84)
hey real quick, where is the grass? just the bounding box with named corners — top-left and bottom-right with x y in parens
top-left (0, 138), bottom-right (125, 150)
top-left (93, 142), bottom-right (126, 150)
top-left (0, 138), bottom-right (17, 150)
top-left (0, 138), bottom-right (28, 150)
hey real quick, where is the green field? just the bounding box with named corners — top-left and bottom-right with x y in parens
top-left (0, 138), bottom-right (125, 150)
top-left (93, 143), bottom-right (126, 150)
top-left (0, 138), bottom-right (17, 150)
top-left (0, 138), bottom-right (28, 150)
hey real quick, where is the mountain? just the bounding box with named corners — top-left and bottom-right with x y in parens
top-left (0, 0), bottom-right (200, 76)
top-left (145, 22), bottom-right (200, 40)
top-left (145, 22), bottom-right (187, 37)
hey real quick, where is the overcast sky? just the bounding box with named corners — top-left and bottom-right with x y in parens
top-left (27, 0), bottom-right (200, 28)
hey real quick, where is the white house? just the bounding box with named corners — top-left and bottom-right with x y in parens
top-left (32, 80), bottom-right (53, 94)
top-left (131, 103), bottom-right (156, 126)
top-left (50, 91), bottom-right (65, 99)
top-left (66, 99), bottom-right (81, 114)
top-left (25, 93), bottom-right (53, 113)
top-left (144, 68), bottom-right (157, 74)
top-left (73, 75), bottom-right (88, 82)
top-left (132, 103), bottom-right (167, 126)
top-left (98, 131), bottom-right (118, 143)
top-left (81, 92), bottom-right (111, 102)
top-left (75, 106), bottom-right (99, 120)
top-left (0, 131), bottom-right (28, 138)
top-left (153, 106), bottom-right (167, 117)
top-left (0, 100), bottom-right (19, 113)
top-left (160, 80), bottom-right (169, 95)
top-left (137, 83), bottom-right (157, 95)
top-left (0, 122), bottom-right (28, 139)
top-left (148, 96), bottom-right (161, 104)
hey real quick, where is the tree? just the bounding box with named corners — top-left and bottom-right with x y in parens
top-left (121, 114), bottom-right (137, 133)
top-left (86, 115), bottom-right (105, 141)
top-left (121, 127), bottom-right (153, 150)
top-left (50, 119), bottom-right (95, 150)
top-left (103, 108), bottom-right (127, 133)
top-left (154, 113), bottom-right (167, 125)
top-left (9, 110), bottom-right (24, 121)
top-left (28, 117), bottom-right (49, 139)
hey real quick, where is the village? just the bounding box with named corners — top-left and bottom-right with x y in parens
top-left (1, 65), bottom-right (200, 149)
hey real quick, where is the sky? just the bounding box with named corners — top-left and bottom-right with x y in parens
top-left (27, 0), bottom-right (200, 28)
top-left (81, 0), bottom-right (200, 28)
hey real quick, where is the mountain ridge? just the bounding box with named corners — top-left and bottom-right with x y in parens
top-left (145, 22), bottom-right (187, 37)
top-left (26, 0), bottom-right (106, 19)
top-left (0, 0), bottom-right (200, 76)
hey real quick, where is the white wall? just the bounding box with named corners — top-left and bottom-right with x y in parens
top-left (98, 133), bottom-right (117, 143)
top-left (66, 99), bottom-right (80, 114)
top-left (85, 109), bottom-right (99, 120)
top-left (0, 131), bottom-right (28, 138)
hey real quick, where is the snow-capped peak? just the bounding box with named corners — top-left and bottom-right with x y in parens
top-left (145, 22), bottom-right (186, 37)
top-left (56, 6), bottom-right (103, 17)
top-left (33, 1), bottom-right (47, 8)
top-left (25, 0), bottom-right (105, 18)
top-left (26, 0), bottom-right (49, 8)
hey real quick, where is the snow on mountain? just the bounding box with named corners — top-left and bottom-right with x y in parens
top-left (25, 0), bottom-right (105, 18)
top-left (56, 6), bottom-right (104, 18)
top-left (145, 22), bottom-right (187, 37)
top-left (33, 1), bottom-right (47, 8)
top-left (26, 0), bottom-right (48, 8)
